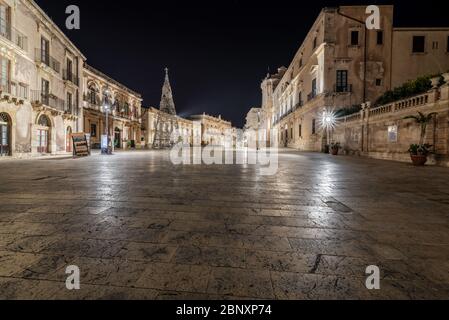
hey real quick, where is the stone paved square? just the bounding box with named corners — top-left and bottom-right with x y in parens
top-left (0, 150), bottom-right (448, 300)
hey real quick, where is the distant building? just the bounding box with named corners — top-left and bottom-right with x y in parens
top-left (244, 107), bottom-right (261, 131)
top-left (261, 5), bottom-right (449, 151)
top-left (142, 69), bottom-right (196, 148)
top-left (189, 113), bottom-right (233, 147)
top-left (82, 64), bottom-right (142, 150)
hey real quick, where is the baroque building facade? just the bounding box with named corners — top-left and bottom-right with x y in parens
top-left (0, 0), bottom-right (85, 157)
top-left (260, 5), bottom-right (449, 151)
top-left (82, 64), bottom-right (142, 150)
top-left (142, 69), bottom-right (197, 148)
top-left (0, 0), bottom-right (144, 158)
top-left (189, 113), bottom-right (233, 147)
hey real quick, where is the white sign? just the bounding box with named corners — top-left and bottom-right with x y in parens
top-left (388, 125), bottom-right (398, 142)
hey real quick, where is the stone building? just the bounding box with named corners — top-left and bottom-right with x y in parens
top-left (333, 73), bottom-right (449, 166)
top-left (142, 107), bottom-right (196, 147)
top-left (82, 64), bottom-right (142, 150)
top-left (189, 113), bottom-right (233, 147)
top-left (142, 69), bottom-right (197, 148)
top-left (0, 0), bottom-right (85, 157)
top-left (261, 5), bottom-right (449, 151)
top-left (244, 107), bottom-right (262, 131)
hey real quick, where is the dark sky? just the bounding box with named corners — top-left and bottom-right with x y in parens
top-left (35, 0), bottom-right (449, 127)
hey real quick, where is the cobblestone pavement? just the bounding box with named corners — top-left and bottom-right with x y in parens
top-left (1, 150), bottom-right (449, 300)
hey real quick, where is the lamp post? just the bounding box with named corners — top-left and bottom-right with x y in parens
top-left (322, 109), bottom-right (336, 153)
top-left (102, 88), bottom-right (112, 155)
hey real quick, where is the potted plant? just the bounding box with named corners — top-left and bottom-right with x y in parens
top-left (408, 144), bottom-right (432, 166)
top-left (330, 142), bottom-right (341, 156)
top-left (404, 112), bottom-right (437, 166)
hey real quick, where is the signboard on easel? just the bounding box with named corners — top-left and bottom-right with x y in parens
top-left (72, 133), bottom-right (90, 157)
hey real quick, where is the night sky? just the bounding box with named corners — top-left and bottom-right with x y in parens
top-left (34, 0), bottom-right (449, 128)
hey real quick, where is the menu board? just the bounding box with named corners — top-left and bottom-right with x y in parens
top-left (72, 133), bottom-right (90, 157)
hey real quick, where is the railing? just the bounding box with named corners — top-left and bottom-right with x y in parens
top-left (369, 93), bottom-right (430, 118)
top-left (341, 113), bottom-right (361, 123)
top-left (63, 69), bottom-right (79, 86)
top-left (307, 91), bottom-right (317, 101)
top-left (84, 92), bottom-right (101, 107)
top-left (0, 81), bottom-right (28, 100)
top-left (30, 90), bottom-right (67, 112)
top-left (335, 84), bottom-right (353, 93)
top-left (35, 49), bottom-right (60, 74)
top-left (0, 26), bottom-right (28, 51)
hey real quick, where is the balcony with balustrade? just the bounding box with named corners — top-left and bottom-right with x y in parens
top-left (63, 69), bottom-right (80, 86)
top-left (0, 81), bottom-right (28, 105)
top-left (0, 26), bottom-right (28, 51)
top-left (35, 49), bottom-right (61, 74)
top-left (30, 90), bottom-right (67, 114)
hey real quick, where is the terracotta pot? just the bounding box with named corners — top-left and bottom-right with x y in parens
top-left (410, 154), bottom-right (427, 166)
top-left (331, 148), bottom-right (339, 156)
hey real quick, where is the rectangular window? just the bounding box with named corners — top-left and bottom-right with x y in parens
top-left (377, 31), bottom-right (383, 45)
top-left (41, 78), bottom-right (50, 105)
top-left (18, 83), bottom-right (28, 99)
top-left (412, 36), bottom-right (425, 53)
top-left (299, 124), bottom-right (302, 138)
top-left (90, 124), bottom-right (97, 137)
top-left (312, 78), bottom-right (317, 97)
top-left (351, 31), bottom-right (359, 46)
top-left (0, 57), bottom-right (10, 91)
top-left (313, 37), bottom-right (317, 49)
top-left (66, 58), bottom-right (73, 79)
top-left (336, 70), bottom-right (348, 92)
top-left (376, 78), bottom-right (382, 86)
top-left (299, 58), bottom-right (303, 68)
top-left (0, 3), bottom-right (10, 40)
top-left (312, 119), bottom-right (316, 135)
top-left (41, 37), bottom-right (50, 65)
top-left (66, 92), bottom-right (72, 112)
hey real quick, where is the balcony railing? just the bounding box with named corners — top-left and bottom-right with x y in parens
top-left (0, 81), bottom-right (29, 100)
top-left (63, 69), bottom-right (79, 86)
top-left (84, 92), bottom-right (101, 107)
top-left (307, 91), bottom-right (317, 101)
top-left (30, 90), bottom-right (67, 112)
top-left (0, 26), bottom-right (28, 51)
top-left (335, 84), bottom-right (353, 93)
top-left (35, 49), bottom-right (61, 74)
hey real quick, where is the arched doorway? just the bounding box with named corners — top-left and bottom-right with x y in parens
top-left (114, 127), bottom-right (121, 149)
top-left (66, 126), bottom-right (73, 153)
top-left (0, 112), bottom-right (11, 157)
top-left (37, 115), bottom-right (51, 153)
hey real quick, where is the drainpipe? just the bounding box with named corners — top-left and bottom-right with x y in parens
top-left (336, 8), bottom-right (367, 103)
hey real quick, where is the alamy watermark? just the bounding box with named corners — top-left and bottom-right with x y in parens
top-left (169, 126), bottom-right (279, 176)
top-left (66, 265), bottom-right (81, 290)
top-left (66, 5), bottom-right (80, 30)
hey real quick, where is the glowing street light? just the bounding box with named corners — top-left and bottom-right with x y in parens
top-left (320, 108), bottom-right (337, 152)
top-left (102, 88), bottom-right (112, 155)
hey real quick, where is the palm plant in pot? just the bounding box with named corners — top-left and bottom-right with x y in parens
top-left (330, 142), bottom-right (341, 156)
top-left (404, 112), bottom-right (437, 166)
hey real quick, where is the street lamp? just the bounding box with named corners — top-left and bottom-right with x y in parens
top-left (321, 109), bottom-right (337, 153)
top-left (102, 88), bottom-right (112, 155)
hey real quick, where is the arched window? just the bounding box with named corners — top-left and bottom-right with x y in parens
top-left (37, 115), bottom-right (50, 153)
top-left (38, 115), bottom-right (50, 127)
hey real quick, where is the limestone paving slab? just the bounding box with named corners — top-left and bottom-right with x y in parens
top-left (0, 150), bottom-right (448, 299)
